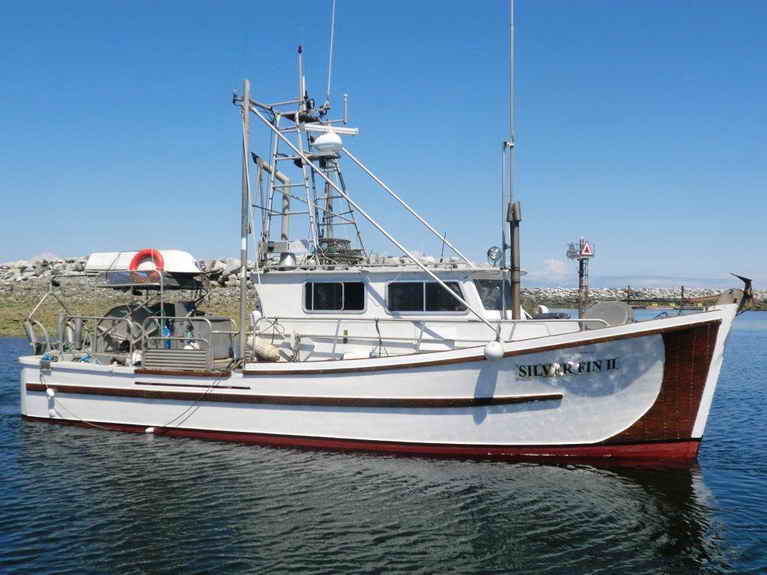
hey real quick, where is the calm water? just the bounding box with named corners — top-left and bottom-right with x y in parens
top-left (1, 312), bottom-right (766, 574)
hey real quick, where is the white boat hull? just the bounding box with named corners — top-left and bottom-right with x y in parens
top-left (19, 305), bottom-right (737, 462)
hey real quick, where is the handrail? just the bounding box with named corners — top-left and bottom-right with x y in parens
top-left (254, 315), bottom-right (608, 328)
top-left (144, 335), bottom-right (211, 349)
top-left (253, 315), bottom-right (610, 354)
top-left (23, 314), bottom-right (142, 362)
top-left (23, 318), bottom-right (51, 354)
top-left (141, 315), bottom-right (239, 335)
top-left (142, 315), bottom-right (214, 368)
top-left (253, 331), bottom-right (538, 346)
top-left (68, 314), bottom-right (141, 332)
top-left (141, 315), bottom-right (240, 368)
top-left (66, 314), bottom-right (141, 322)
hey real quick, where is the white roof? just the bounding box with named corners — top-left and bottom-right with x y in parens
top-left (85, 250), bottom-right (201, 273)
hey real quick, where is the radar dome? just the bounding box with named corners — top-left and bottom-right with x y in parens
top-left (312, 131), bottom-right (343, 155)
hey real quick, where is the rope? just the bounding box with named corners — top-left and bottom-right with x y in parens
top-left (155, 362), bottom-right (234, 429)
top-left (373, 318), bottom-right (390, 358)
top-left (40, 370), bottom-right (113, 432)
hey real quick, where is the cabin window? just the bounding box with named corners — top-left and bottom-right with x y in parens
top-left (426, 282), bottom-right (466, 311)
top-left (387, 282), bottom-right (465, 312)
top-left (387, 282), bottom-right (424, 311)
top-left (344, 282), bottom-right (365, 310)
top-left (474, 279), bottom-right (513, 310)
top-left (304, 282), bottom-right (365, 312)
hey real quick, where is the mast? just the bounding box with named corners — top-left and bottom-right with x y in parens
top-left (506, 0), bottom-right (522, 320)
top-left (239, 79), bottom-right (250, 362)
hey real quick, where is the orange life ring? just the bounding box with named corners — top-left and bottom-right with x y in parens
top-left (129, 249), bottom-right (164, 283)
top-left (129, 249), bottom-right (165, 271)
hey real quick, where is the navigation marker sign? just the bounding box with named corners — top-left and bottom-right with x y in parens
top-left (580, 241), bottom-right (594, 258)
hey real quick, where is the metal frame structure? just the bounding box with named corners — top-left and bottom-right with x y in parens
top-left (21, 269), bottom-right (227, 367)
top-left (232, 37), bottom-right (520, 341)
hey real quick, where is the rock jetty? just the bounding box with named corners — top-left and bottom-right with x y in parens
top-left (1, 256), bottom-right (763, 299)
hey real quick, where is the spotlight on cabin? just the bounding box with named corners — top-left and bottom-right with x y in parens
top-left (486, 246), bottom-right (502, 267)
top-left (278, 252), bottom-right (297, 270)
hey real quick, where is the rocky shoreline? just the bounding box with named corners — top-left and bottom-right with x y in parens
top-left (1, 256), bottom-right (762, 338)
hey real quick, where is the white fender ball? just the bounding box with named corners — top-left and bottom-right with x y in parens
top-left (484, 341), bottom-right (504, 361)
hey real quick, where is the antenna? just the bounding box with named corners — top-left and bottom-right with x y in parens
top-left (508, 0), bottom-right (515, 155)
top-left (297, 45), bottom-right (306, 111)
top-left (343, 93), bottom-right (349, 124)
top-left (324, 0), bottom-right (337, 109)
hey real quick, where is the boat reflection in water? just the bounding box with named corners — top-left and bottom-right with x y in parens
top-left (8, 422), bottom-right (730, 573)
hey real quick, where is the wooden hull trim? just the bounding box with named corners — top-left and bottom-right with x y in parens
top-left (25, 383), bottom-right (562, 408)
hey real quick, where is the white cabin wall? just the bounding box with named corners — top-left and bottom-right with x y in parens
top-left (250, 269), bottom-right (575, 360)
top-left (255, 269), bottom-right (481, 322)
top-left (256, 276), bottom-right (307, 318)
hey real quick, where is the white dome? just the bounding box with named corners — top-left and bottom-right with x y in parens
top-left (312, 130), bottom-right (343, 155)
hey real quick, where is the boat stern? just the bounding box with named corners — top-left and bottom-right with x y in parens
top-left (18, 355), bottom-right (42, 417)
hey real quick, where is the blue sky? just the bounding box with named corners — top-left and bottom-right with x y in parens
top-left (1, 0), bottom-right (765, 287)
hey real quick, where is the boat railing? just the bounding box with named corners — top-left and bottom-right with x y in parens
top-left (64, 314), bottom-right (140, 360)
top-left (252, 315), bottom-right (609, 358)
top-left (255, 316), bottom-right (608, 326)
top-left (23, 314), bottom-right (141, 362)
top-left (141, 315), bottom-right (238, 371)
top-left (505, 318), bottom-right (608, 339)
top-left (22, 318), bottom-right (52, 356)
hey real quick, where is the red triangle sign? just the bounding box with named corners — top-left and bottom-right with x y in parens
top-left (581, 242), bottom-right (593, 257)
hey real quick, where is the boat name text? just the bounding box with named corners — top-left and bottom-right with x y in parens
top-left (517, 358), bottom-right (619, 379)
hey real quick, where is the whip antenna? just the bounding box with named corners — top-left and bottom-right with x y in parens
top-left (324, 0), bottom-right (337, 109)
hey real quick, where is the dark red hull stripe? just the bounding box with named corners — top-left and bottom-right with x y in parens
top-left (21, 416), bottom-right (701, 461)
top-left (25, 383), bottom-right (562, 408)
top-left (242, 319), bottom-right (722, 375)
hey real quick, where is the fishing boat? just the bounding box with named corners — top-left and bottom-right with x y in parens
top-left (18, 3), bottom-right (751, 462)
